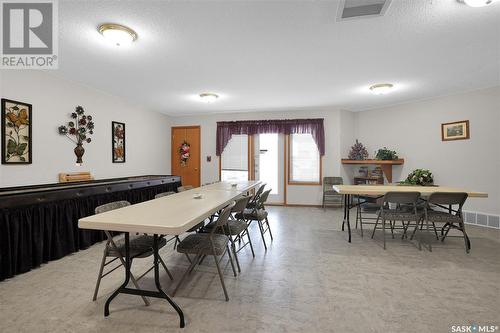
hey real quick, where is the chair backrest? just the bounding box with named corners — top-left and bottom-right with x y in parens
top-left (427, 192), bottom-right (468, 209)
top-left (253, 183), bottom-right (266, 198)
top-left (324, 177), bottom-right (343, 185)
top-left (155, 191), bottom-right (175, 199)
top-left (323, 177), bottom-right (343, 191)
top-left (95, 200), bottom-right (130, 214)
top-left (177, 185), bottom-right (194, 192)
top-left (232, 196), bottom-right (251, 214)
top-left (383, 191), bottom-right (421, 205)
top-left (210, 201), bottom-right (236, 234)
top-left (256, 189), bottom-right (272, 209)
top-left (248, 183), bottom-right (265, 207)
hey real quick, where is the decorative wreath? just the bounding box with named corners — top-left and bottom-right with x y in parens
top-left (179, 141), bottom-right (190, 166)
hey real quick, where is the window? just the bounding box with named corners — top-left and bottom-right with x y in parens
top-left (220, 134), bottom-right (248, 181)
top-left (288, 133), bottom-right (321, 184)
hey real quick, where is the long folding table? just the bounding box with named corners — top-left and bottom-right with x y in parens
top-left (333, 185), bottom-right (488, 243)
top-left (78, 180), bottom-right (262, 328)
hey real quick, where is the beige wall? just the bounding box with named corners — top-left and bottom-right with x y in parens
top-left (353, 86), bottom-right (500, 215)
top-left (0, 70), bottom-right (171, 187)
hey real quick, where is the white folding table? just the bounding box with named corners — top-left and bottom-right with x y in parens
top-left (78, 180), bottom-right (262, 328)
top-left (333, 184), bottom-right (488, 243)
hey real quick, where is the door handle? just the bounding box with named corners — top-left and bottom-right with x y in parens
top-left (194, 168), bottom-right (198, 171)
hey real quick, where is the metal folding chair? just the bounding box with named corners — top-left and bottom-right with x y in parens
top-left (173, 201), bottom-right (237, 301)
top-left (92, 201), bottom-right (173, 303)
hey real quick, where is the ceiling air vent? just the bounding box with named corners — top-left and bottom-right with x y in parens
top-left (337, 0), bottom-right (392, 21)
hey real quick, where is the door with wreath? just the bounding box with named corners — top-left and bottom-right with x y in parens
top-left (171, 126), bottom-right (201, 187)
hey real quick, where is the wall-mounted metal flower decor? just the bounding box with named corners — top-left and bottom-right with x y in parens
top-left (58, 106), bottom-right (94, 165)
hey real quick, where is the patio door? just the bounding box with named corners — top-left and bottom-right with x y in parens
top-left (253, 133), bottom-right (284, 204)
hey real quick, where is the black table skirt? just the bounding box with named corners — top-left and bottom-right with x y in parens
top-left (0, 182), bottom-right (180, 281)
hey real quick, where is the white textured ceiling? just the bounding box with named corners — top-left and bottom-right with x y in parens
top-left (56, 0), bottom-right (500, 115)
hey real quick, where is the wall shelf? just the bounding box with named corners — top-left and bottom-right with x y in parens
top-left (341, 159), bottom-right (404, 183)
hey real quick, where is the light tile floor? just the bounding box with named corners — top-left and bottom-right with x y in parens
top-left (0, 206), bottom-right (499, 333)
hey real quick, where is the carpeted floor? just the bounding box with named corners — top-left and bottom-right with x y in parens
top-left (0, 206), bottom-right (499, 333)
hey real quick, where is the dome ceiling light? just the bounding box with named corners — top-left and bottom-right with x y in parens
top-left (98, 23), bottom-right (137, 46)
top-left (199, 93), bottom-right (219, 103)
top-left (369, 83), bottom-right (394, 95)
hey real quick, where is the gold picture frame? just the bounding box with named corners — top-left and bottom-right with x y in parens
top-left (441, 120), bottom-right (470, 141)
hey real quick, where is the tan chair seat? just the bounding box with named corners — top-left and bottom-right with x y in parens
top-left (205, 219), bottom-right (248, 236)
top-left (177, 233), bottom-right (229, 256)
top-left (107, 235), bottom-right (167, 258)
top-left (426, 211), bottom-right (463, 223)
top-left (235, 208), bottom-right (268, 221)
top-left (379, 209), bottom-right (422, 221)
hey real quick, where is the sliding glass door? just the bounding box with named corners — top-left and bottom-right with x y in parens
top-left (219, 132), bottom-right (285, 204)
top-left (253, 133), bottom-right (284, 204)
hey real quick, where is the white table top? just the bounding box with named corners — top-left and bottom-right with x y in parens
top-left (333, 184), bottom-right (488, 198)
top-left (201, 180), bottom-right (262, 193)
top-left (78, 181), bottom-right (262, 235)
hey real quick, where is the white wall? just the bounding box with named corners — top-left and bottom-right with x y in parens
top-left (170, 108), bottom-right (344, 205)
top-left (0, 70), bottom-right (171, 187)
top-left (339, 109), bottom-right (356, 183)
top-left (354, 86), bottom-right (500, 215)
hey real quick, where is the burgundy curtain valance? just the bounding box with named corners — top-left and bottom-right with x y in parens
top-left (216, 118), bottom-right (325, 156)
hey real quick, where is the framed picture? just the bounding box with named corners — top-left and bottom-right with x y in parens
top-left (112, 121), bottom-right (126, 163)
top-left (441, 120), bottom-right (470, 141)
top-left (1, 99), bottom-right (32, 164)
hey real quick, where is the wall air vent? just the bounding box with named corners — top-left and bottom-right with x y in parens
top-left (337, 0), bottom-right (392, 21)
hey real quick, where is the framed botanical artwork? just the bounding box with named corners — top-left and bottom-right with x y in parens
top-left (441, 120), bottom-right (470, 141)
top-left (112, 121), bottom-right (125, 163)
top-left (1, 99), bottom-right (32, 164)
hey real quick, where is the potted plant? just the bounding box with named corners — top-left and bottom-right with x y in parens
top-left (400, 169), bottom-right (434, 186)
top-left (375, 147), bottom-right (398, 160)
top-left (58, 106), bottom-right (94, 165)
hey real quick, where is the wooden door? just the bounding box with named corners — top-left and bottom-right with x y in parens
top-left (171, 126), bottom-right (201, 187)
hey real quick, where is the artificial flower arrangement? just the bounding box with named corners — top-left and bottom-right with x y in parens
top-left (179, 141), bottom-right (190, 166)
top-left (58, 106), bottom-right (94, 164)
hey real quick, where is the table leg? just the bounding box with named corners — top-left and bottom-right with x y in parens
top-left (342, 194), bottom-right (347, 231)
top-left (103, 233), bottom-right (186, 328)
top-left (346, 194), bottom-right (352, 243)
top-left (153, 235), bottom-right (185, 328)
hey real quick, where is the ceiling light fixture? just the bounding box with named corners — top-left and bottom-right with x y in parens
top-left (98, 23), bottom-right (137, 46)
top-left (199, 93), bottom-right (219, 103)
top-left (369, 83), bottom-right (394, 95)
top-left (460, 0), bottom-right (497, 7)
